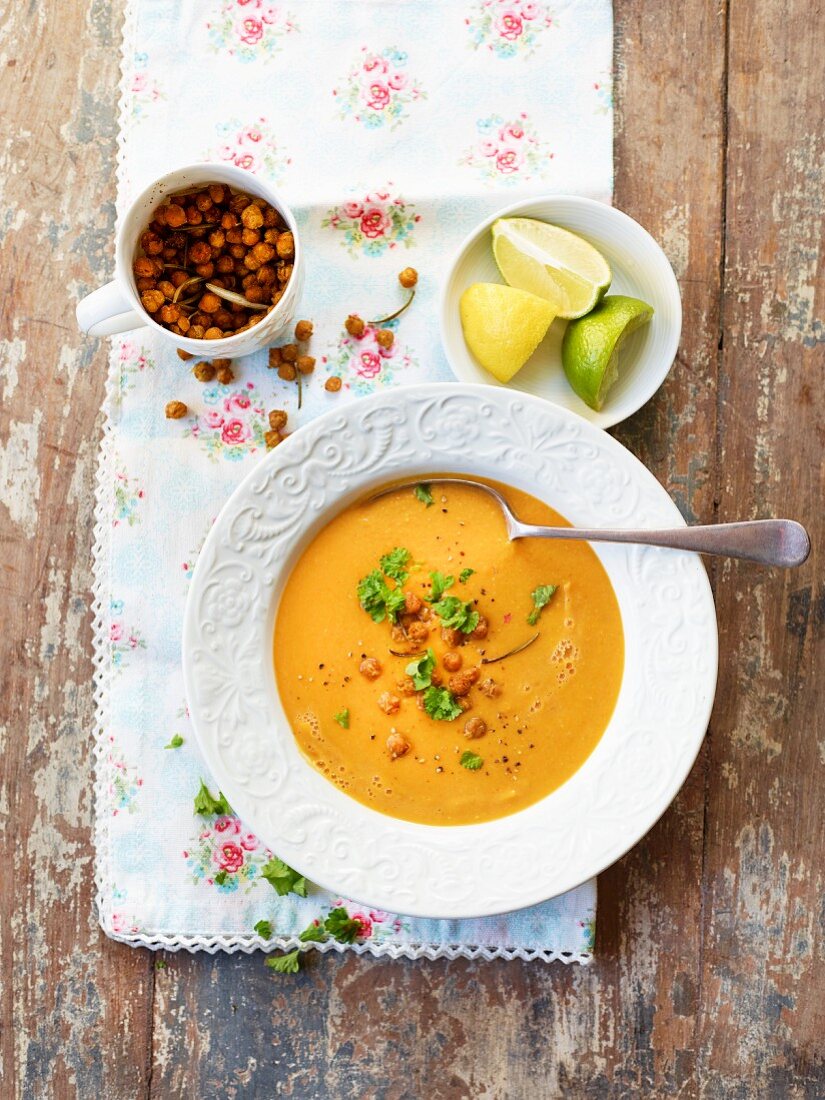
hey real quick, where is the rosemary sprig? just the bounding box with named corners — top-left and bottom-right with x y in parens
top-left (480, 633), bottom-right (540, 665)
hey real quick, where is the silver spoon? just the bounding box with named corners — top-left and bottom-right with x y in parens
top-left (370, 478), bottom-right (810, 568)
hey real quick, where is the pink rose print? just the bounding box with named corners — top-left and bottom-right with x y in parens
top-left (207, 2), bottom-right (298, 63)
top-left (116, 341), bottom-right (155, 400)
top-left (334, 46), bottom-right (425, 130)
top-left (185, 381), bottom-right (268, 461)
top-left (322, 185), bottom-right (419, 258)
top-left (214, 815), bottom-right (240, 835)
top-left (459, 112), bottom-right (552, 184)
top-left (110, 621), bottom-right (123, 642)
top-left (221, 419), bottom-right (249, 445)
top-left (209, 115), bottom-right (291, 183)
top-left (495, 10), bottom-right (523, 39)
top-left (466, 0), bottom-right (554, 59)
top-left (129, 53), bottom-right (165, 121)
top-left (323, 320), bottom-right (418, 396)
top-left (216, 842), bottom-right (245, 874)
top-left (240, 832), bottom-right (259, 851)
top-left (350, 912), bottom-right (373, 938)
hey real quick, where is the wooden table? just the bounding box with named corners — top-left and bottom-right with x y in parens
top-left (2, 1), bottom-right (822, 1095)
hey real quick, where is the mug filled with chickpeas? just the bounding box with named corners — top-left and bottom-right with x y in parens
top-left (76, 163), bottom-right (304, 359)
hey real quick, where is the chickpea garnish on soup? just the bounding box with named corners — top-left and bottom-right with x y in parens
top-left (133, 185), bottom-right (294, 340)
top-left (275, 478), bottom-right (624, 826)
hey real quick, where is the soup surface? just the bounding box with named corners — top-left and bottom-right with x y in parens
top-left (274, 479), bottom-right (624, 825)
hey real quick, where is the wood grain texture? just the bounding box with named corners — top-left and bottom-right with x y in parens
top-left (1, 0), bottom-right (822, 1096)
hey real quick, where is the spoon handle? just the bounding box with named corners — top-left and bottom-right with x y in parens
top-left (513, 518), bottom-right (810, 567)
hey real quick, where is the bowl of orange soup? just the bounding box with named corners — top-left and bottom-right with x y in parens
top-left (183, 384), bottom-right (717, 918)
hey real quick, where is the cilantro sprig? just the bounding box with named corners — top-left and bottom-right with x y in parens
top-left (459, 568), bottom-right (475, 584)
top-left (333, 708), bottom-right (350, 729)
top-left (357, 569), bottom-right (406, 624)
top-left (406, 647), bottom-right (436, 690)
top-left (460, 751), bottom-right (484, 771)
top-left (432, 595), bottom-right (480, 635)
top-left (427, 570), bottom-right (454, 602)
top-left (266, 949), bottom-right (301, 974)
top-left (193, 780), bottom-right (231, 817)
top-left (423, 685), bottom-right (462, 721)
top-left (527, 584), bottom-right (558, 626)
top-left (380, 547), bottom-right (411, 584)
top-left (165, 733), bottom-right (184, 749)
top-left (254, 919), bottom-right (273, 939)
top-left (414, 483), bottom-right (434, 507)
top-left (261, 857), bottom-right (307, 898)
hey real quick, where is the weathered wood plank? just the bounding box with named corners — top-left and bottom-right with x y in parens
top-left (0, 2), bottom-right (154, 1097)
top-left (698, 0), bottom-right (825, 1094)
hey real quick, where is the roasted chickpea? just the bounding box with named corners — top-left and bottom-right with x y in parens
top-left (375, 329), bottom-right (394, 349)
top-left (464, 717), bottom-right (487, 740)
top-left (280, 343), bottom-right (298, 363)
top-left (345, 314), bottom-right (366, 338)
top-left (359, 657), bottom-right (382, 680)
top-left (471, 616), bottom-right (489, 640)
top-left (407, 621), bottom-right (429, 644)
top-left (241, 204), bottom-right (264, 230)
top-left (295, 319), bottom-right (313, 341)
top-left (177, 348), bottom-right (194, 362)
top-left (141, 289), bottom-right (165, 313)
top-left (203, 327), bottom-right (224, 340)
top-left (241, 228), bottom-right (261, 247)
top-left (276, 231), bottom-right (294, 259)
top-left (268, 346), bottom-right (283, 368)
top-left (165, 400), bottom-right (187, 419)
top-left (387, 732), bottom-right (410, 760)
top-left (134, 256), bottom-right (158, 279)
top-left (164, 204), bottom-right (186, 228)
top-left (478, 677), bottom-right (501, 698)
top-left (296, 355), bottom-right (315, 375)
top-left (399, 267), bottom-right (418, 288)
top-left (377, 692), bottom-right (401, 715)
top-left (268, 409), bottom-right (288, 432)
top-left (278, 362), bottom-right (297, 381)
top-left (264, 429), bottom-right (281, 451)
top-left (404, 592), bottom-right (423, 615)
top-left (448, 671), bottom-right (476, 697)
top-left (396, 676), bottom-right (417, 697)
top-left (442, 651), bottom-right (462, 673)
top-left (158, 304), bottom-right (181, 325)
top-left (216, 364), bottom-right (234, 384)
top-left (193, 361), bottom-right (216, 382)
top-left (441, 626), bottom-right (464, 648)
top-left (325, 376), bottom-right (343, 393)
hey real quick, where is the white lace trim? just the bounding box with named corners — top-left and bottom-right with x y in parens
top-left (89, 0), bottom-right (592, 965)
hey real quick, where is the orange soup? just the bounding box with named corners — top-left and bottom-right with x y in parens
top-left (274, 479), bottom-right (624, 825)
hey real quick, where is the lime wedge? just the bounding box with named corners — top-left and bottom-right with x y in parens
top-left (561, 295), bottom-right (654, 410)
top-left (459, 282), bottom-right (557, 383)
top-left (492, 218), bottom-right (612, 319)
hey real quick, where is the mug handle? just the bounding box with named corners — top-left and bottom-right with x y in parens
top-left (76, 281), bottom-right (146, 338)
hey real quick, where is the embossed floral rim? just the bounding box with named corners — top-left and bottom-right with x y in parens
top-left (182, 385), bottom-right (717, 919)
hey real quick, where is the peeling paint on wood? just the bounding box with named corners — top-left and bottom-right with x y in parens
top-left (1, 0), bottom-right (822, 1096)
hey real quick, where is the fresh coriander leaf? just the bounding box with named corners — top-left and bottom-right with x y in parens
top-left (414, 483), bottom-right (434, 507)
top-left (423, 685), bottom-right (463, 722)
top-left (266, 949), bottom-right (301, 974)
top-left (193, 779), bottom-right (232, 817)
top-left (254, 919), bottom-right (274, 939)
top-left (299, 920), bottom-right (328, 943)
top-left (459, 568), bottom-right (475, 584)
top-left (406, 647), bottom-right (436, 690)
top-left (324, 907), bottom-right (362, 944)
top-left (460, 751), bottom-right (484, 771)
top-left (380, 546), bottom-right (411, 584)
top-left (261, 857), bottom-right (308, 898)
top-left (214, 870), bottom-right (229, 886)
top-left (333, 708), bottom-right (350, 729)
top-left (357, 570), bottom-right (406, 624)
top-left (164, 733), bottom-right (184, 749)
top-left (155, 959), bottom-right (167, 970)
top-left (527, 584), bottom-right (558, 626)
top-left (428, 570), bottom-right (455, 602)
top-left (432, 595), bottom-right (480, 635)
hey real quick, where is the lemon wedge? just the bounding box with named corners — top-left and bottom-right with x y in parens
top-left (459, 282), bottom-right (556, 383)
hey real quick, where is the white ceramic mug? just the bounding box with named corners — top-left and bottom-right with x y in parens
top-left (76, 163), bottom-right (305, 358)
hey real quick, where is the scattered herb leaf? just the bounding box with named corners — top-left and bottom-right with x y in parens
top-left (428, 570), bottom-right (455, 602)
top-left (333, 708), bottom-right (350, 729)
top-left (324, 907), bottom-right (362, 943)
top-left (164, 733), bottom-right (184, 749)
top-left (414, 483), bottom-right (434, 507)
top-left (423, 685), bottom-right (463, 721)
top-left (193, 780), bottom-right (232, 817)
top-left (460, 751), bottom-right (484, 770)
top-left (155, 959), bottom-right (167, 970)
top-left (299, 920), bottom-right (328, 943)
top-left (432, 595), bottom-right (480, 635)
top-left (254, 919), bottom-right (274, 939)
top-left (261, 857), bottom-right (308, 898)
top-left (527, 584), bottom-right (558, 626)
top-left (357, 569), bottom-right (407, 624)
top-left (266, 949), bottom-right (301, 974)
top-left (406, 647), bottom-right (436, 690)
top-left (459, 568), bottom-right (475, 584)
top-left (380, 546), bottom-right (411, 584)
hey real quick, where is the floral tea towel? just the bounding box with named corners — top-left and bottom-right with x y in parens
top-left (94, 0), bottom-right (612, 962)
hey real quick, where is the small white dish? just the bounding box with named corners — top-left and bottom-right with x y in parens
top-left (440, 196), bottom-right (682, 429)
top-left (182, 385), bottom-right (717, 920)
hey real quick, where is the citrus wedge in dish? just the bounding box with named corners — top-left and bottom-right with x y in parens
top-left (561, 294), bottom-right (654, 410)
top-left (459, 282), bottom-right (557, 383)
top-left (492, 217), bottom-right (612, 319)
